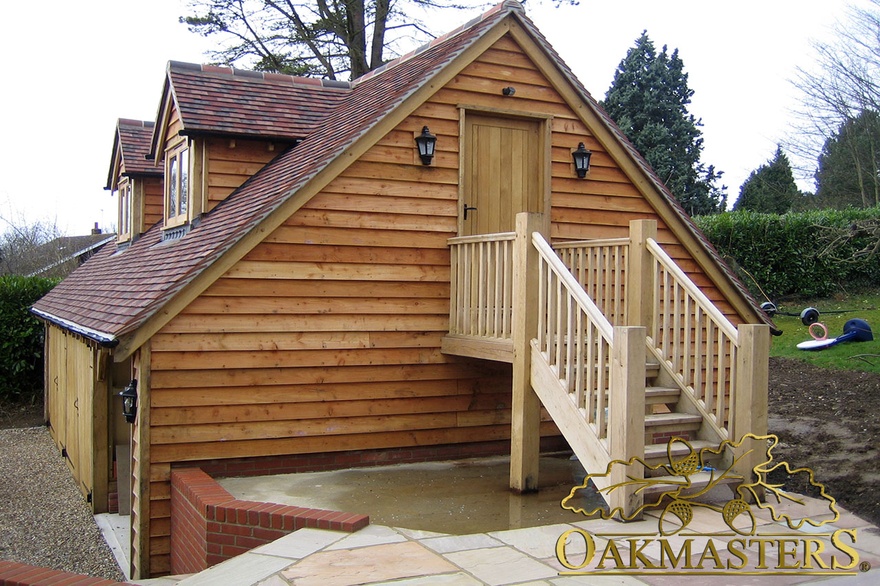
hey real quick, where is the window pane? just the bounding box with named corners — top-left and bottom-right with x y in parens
top-left (123, 184), bottom-right (130, 234)
top-left (179, 148), bottom-right (189, 215)
top-left (169, 157), bottom-right (178, 217)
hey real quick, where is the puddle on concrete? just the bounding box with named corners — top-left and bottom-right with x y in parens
top-left (218, 454), bottom-right (606, 535)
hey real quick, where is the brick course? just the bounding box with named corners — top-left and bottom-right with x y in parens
top-left (190, 438), bottom-right (568, 479)
top-left (169, 468), bottom-right (369, 574)
top-left (0, 560), bottom-right (125, 586)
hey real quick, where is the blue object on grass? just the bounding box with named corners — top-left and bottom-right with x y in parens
top-left (796, 318), bottom-right (873, 351)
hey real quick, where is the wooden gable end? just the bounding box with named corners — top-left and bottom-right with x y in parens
top-left (438, 32), bottom-right (738, 319)
top-left (130, 20), bottom-right (756, 576)
top-left (142, 23), bottom-right (736, 531)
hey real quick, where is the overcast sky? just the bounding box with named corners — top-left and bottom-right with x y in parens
top-left (0, 0), bottom-right (857, 235)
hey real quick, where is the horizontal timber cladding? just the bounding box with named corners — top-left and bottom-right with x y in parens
top-left (139, 32), bottom-right (747, 574)
top-left (143, 176), bottom-right (164, 232)
top-left (205, 137), bottom-right (287, 211)
top-left (443, 34), bottom-right (734, 321)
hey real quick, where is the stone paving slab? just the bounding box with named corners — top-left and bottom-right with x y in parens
top-left (136, 495), bottom-right (880, 586)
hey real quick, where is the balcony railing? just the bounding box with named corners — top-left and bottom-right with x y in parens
top-left (554, 238), bottom-right (629, 327)
top-left (448, 232), bottom-right (516, 340)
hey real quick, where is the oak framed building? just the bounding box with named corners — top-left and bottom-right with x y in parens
top-left (32, 2), bottom-right (772, 578)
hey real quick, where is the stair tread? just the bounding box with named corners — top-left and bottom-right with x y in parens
top-left (645, 387), bottom-right (681, 405)
top-left (639, 470), bottom-right (740, 496)
top-left (644, 440), bottom-right (717, 460)
top-left (644, 412), bottom-right (702, 426)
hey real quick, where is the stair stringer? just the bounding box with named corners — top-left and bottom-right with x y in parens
top-left (530, 340), bottom-right (644, 516)
top-left (529, 340), bottom-right (617, 496)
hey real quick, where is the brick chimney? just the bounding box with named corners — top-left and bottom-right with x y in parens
top-left (91, 222), bottom-right (102, 235)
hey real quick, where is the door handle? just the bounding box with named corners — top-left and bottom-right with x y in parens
top-left (463, 204), bottom-right (477, 220)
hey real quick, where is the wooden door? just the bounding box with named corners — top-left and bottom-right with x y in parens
top-left (46, 327), bottom-right (69, 455)
top-left (50, 329), bottom-right (100, 502)
top-left (462, 114), bottom-right (544, 236)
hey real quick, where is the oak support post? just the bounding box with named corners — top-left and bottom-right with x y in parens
top-left (510, 212), bottom-right (543, 493)
top-left (626, 220), bottom-right (657, 328)
top-left (732, 323), bottom-right (770, 501)
top-left (609, 326), bottom-right (646, 517)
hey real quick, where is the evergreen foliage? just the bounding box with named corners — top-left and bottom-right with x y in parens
top-left (694, 208), bottom-right (880, 300)
top-left (733, 147), bottom-right (800, 214)
top-left (811, 109), bottom-right (880, 209)
top-left (602, 31), bottom-right (726, 216)
top-left (0, 275), bottom-right (57, 404)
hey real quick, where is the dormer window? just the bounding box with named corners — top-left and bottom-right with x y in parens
top-left (118, 179), bottom-right (132, 241)
top-left (165, 140), bottom-right (190, 226)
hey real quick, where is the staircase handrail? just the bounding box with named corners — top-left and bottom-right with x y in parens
top-left (647, 238), bottom-right (738, 342)
top-left (553, 238), bottom-right (630, 326)
top-left (533, 233), bottom-right (614, 343)
top-left (531, 232), bottom-right (617, 442)
top-left (646, 236), bottom-right (738, 435)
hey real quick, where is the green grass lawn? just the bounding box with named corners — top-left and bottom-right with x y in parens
top-left (767, 292), bottom-right (880, 373)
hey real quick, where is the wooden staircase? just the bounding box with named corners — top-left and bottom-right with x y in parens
top-left (445, 213), bottom-right (770, 516)
top-left (641, 363), bottom-right (731, 499)
top-left (644, 362), bottom-right (705, 463)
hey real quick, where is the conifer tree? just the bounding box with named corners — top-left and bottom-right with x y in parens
top-left (733, 147), bottom-right (800, 213)
top-left (602, 32), bottom-right (725, 215)
top-left (813, 110), bottom-right (880, 209)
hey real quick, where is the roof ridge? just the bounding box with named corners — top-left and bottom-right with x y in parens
top-left (167, 60), bottom-right (353, 90)
top-left (118, 118), bottom-right (155, 128)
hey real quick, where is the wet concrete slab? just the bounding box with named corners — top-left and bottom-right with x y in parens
top-left (218, 454), bottom-right (605, 535)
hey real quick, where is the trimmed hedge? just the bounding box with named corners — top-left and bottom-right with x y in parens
top-left (0, 275), bottom-right (58, 404)
top-left (694, 208), bottom-right (880, 300)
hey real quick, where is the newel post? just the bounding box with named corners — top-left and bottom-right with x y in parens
top-left (609, 325), bottom-right (646, 516)
top-left (627, 219), bottom-right (657, 328)
top-left (732, 323), bottom-right (770, 498)
top-left (510, 212), bottom-right (544, 493)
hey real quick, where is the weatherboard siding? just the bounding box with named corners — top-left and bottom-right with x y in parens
top-left (205, 137), bottom-right (288, 212)
top-left (143, 176), bottom-right (164, 232)
top-left (136, 32), bottom-right (747, 576)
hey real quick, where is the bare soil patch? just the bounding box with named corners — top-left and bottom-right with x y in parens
top-left (0, 401), bottom-right (44, 430)
top-left (768, 357), bottom-right (880, 526)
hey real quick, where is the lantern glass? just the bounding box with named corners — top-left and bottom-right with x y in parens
top-left (119, 380), bottom-right (138, 424)
top-left (415, 126), bottom-right (437, 165)
top-left (572, 142), bottom-right (592, 178)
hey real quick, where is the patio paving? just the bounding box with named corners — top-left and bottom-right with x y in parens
top-left (133, 493), bottom-right (880, 585)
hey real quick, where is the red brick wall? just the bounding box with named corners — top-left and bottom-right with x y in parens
top-left (170, 468), bottom-right (369, 574)
top-left (0, 560), bottom-right (124, 585)
top-left (191, 437), bottom-right (569, 479)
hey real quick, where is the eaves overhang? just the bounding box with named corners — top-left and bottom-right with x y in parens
top-left (30, 307), bottom-right (119, 348)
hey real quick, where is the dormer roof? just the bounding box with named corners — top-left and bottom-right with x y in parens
top-left (147, 62), bottom-right (352, 159)
top-left (105, 119), bottom-right (160, 190)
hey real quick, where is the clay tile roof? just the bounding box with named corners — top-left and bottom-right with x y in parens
top-left (105, 119), bottom-right (160, 189)
top-left (33, 1), bottom-right (516, 347)
top-left (164, 61), bottom-right (350, 143)
top-left (33, 0), bottom-right (770, 344)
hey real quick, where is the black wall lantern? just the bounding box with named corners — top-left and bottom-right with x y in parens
top-left (119, 379), bottom-right (138, 424)
top-left (415, 126), bottom-right (437, 165)
top-left (572, 142), bottom-right (593, 178)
